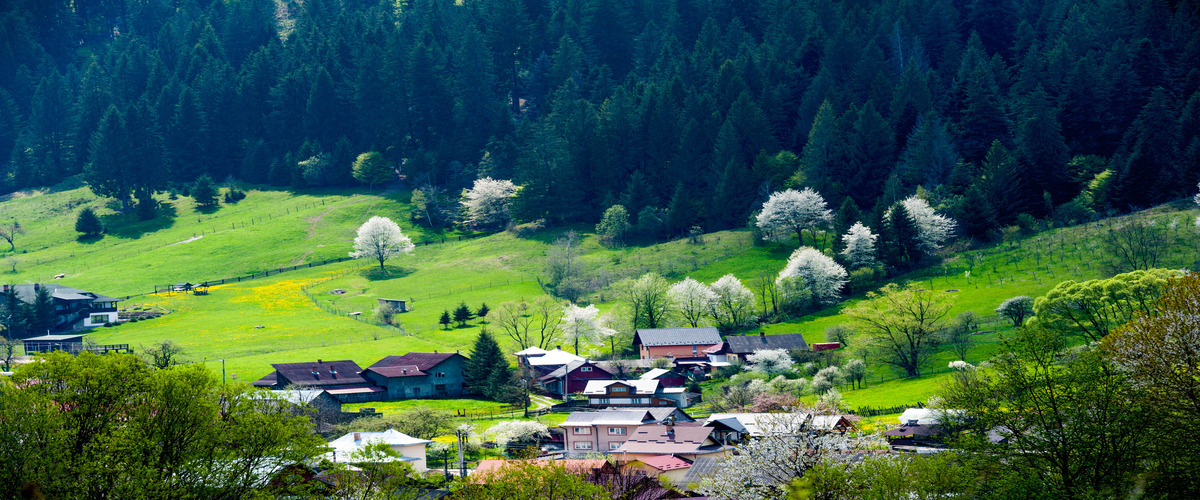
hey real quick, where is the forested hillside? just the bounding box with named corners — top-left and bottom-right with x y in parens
top-left (2, 0), bottom-right (1198, 237)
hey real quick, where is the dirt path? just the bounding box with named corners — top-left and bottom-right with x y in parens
top-left (168, 235), bottom-right (203, 246)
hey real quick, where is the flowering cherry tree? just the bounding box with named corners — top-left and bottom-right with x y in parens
top-left (669, 277), bottom-right (717, 328)
top-left (561, 303), bottom-right (615, 355)
top-left (708, 274), bottom-right (756, 329)
top-left (755, 188), bottom-right (834, 248)
top-left (462, 177), bottom-right (518, 231)
top-left (840, 222), bottom-right (878, 269)
top-left (888, 196), bottom-right (957, 253)
top-left (778, 247), bottom-right (847, 305)
top-left (350, 216), bottom-right (414, 272)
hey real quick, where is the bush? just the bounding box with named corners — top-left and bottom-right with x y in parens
top-left (508, 219), bottom-right (545, 238)
top-left (223, 188), bottom-right (247, 204)
top-left (75, 208), bottom-right (103, 237)
top-left (847, 266), bottom-right (879, 295)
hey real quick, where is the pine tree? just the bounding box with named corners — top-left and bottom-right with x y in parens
top-left (832, 197), bottom-right (862, 253)
top-left (1114, 88), bottom-right (1181, 207)
top-left (1015, 87), bottom-right (1071, 213)
top-left (453, 302), bottom-right (475, 327)
top-left (881, 202), bottom-right (921, 270)
top-left (75, 208), bottom-right (103, 238)
top-left (477, 303), bottom-right (490, 321)
top-left (843, 101), bottom-right (895, 207)
top-left (84, 106), bottom-right (134, 211)
top-left (439, 310), bottom-right (452, 330)
top-left (191, 174), bottom-right (218, 208)
top-left (463, 329), bottom-right (514, 399)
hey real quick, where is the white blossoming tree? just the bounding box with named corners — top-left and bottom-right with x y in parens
top-left (777, 247), bottom-right (847, 305)
top-left (484, 420), bottom-right (549, 447)
top-left (745, 349), bottom-right (795, 376)
top-left (755, 188), bottom-right (834, 248)
top-left (697, 411), bottom-right (857, 500)
top-left (350, 216), bottom-right (414, 272)
top-left (889, 196), bottom-right (957, 253)
top-left (840, 222), bottom-right (878, 269)
top-left (561, 303), bottom-right (616, 355)
top-left (462, 177), bottom-right (518, 231)
top-left (708, 274), bottom-right (756, 330)
top-left (669, 277), bottom-right (717, 328)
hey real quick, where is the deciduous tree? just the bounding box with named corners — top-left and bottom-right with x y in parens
top-left (352, 151), bottom-right (392, 190)
top-left (1031, 268), bottom-right (1176, 341)
top-left (708, 274), bottom-right (755, 331)
top-left (669, 277), bottom-right (716, 328)
top-left (618, 273), bottom-right (673, 330)
top-left (995, 296), bottom-right (1033, 327)
top-left (777, 247), bottom-right (847, 305)
top-left (561, 303), bottom-right (614, 355)
top-left (350, 216), bottom-right (414, 272)
top-left (462, 177), bottom-right (518, 231)
top-left (844, 283), bottom-right (953, 378)
top-left (839, 222), bottom-right (878, 269)
top-left (755, 188), bottom-right (834, 248)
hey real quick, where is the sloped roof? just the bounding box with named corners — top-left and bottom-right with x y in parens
top-left (539, 359), bottom-right (611, 381)
top-left (327, 429), bottom-right (432, 463)
top-left (680, 456), bottom-right (722, 484)
top-left (725, 333), bottom-right (809, 354)
top-left (514, 346), bottom-right (548, 356)
top-left (633, 327), bottom-right (721, 347)
top-left (3, 284), bottom-right (120, 304)
top-left (562, 410), bottom-right (660, 426)
top-left (635, 455), bottom-right (693, 472)
top-left (366, 365), bottom-right (427, 378)
top-left (898, 407), bottom-right (965, 426)
top-left (638, 368), bottom-right (671, 380)
top-left (525, 348), bottom-right (585, 367)
top-left (703, 342), bottom-right (727, 354)
top-left (270, 360), bottom-right (370, 387)
top-left (252, 372), bottom-right (277, 387)
top-left (583, 379), bottom-right (660, 395)
top-left (472, 459), bottom-right (608, 479)
top-left (615, 423), bottom-right (725, 455)
top-left (369, 352), bottom-right (463, 372)
top-left (703, 412), bottom-right (854, 435)
top-left (609, 407), bottom-right (695, 423)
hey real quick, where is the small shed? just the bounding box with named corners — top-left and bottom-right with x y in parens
top-left (377, 298), bottom-right (408, 312)
top-left (23, 334), bottom-right (87, 354)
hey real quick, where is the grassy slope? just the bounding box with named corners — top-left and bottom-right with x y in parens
top-left (8, 181), bottom-right (1199, 410)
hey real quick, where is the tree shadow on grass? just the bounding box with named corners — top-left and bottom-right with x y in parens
top-left (363, 265), bottom-right (415, 281)
top-left (75, 234), bottom-right (104, 245)
top-left (100, 204), bottom-right (177, 239)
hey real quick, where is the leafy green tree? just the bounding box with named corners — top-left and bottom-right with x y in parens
top-left (995, 296), bottom-right (1034, 327)
top-left (0, 352), bottom-right (325, 499)
top-left (844, 283), bottom-right (954, 378)
top-left (352, 151), bottom-right (392, 190)
top-left (595, 204), bottom-right (631, 247)
top-left (191, 174), bottom-right (218, 208)
top-left (1031, 269), bottom-right (1177, 341)
top-left (940, 327), bottom-right (1148, 499)
top-left (454, 460), bottom-right (605, 499)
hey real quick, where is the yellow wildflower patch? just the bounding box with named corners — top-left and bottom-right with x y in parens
top-left (229, 279), bottom-right (320, 311)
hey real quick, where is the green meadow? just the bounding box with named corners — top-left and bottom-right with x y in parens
top-left (7, 181), bottom-right (1199, 411)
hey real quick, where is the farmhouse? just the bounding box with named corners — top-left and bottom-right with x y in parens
top-left (22, 334), bottom-right (130, 355)
top-left (582, 379), bottom-right (697, 408)
top-left (0, 284), bottom-right (120, 334)
top-left (327, 429), bottom-right (434, 471)
top-left (632, 327), bottom-right (722, 360)
top-left (537, 359), bottom-right (612, 397)
top-left (514, 346), bottom-right (586, 375)
top-left (252, 359), bottom-right (384, 403)
top-left (361, 351), bottom-right (468, 400)
top-left (724, 332), bottom-right (810, 362)
top-left (560, 407), bottom-right (694, 454)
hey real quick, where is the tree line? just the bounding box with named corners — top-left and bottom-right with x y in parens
top-left (0, 0), bottom-right (1196, 235)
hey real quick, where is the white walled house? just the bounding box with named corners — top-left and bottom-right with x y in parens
top-left (327, 429), bottom-right (434, 472)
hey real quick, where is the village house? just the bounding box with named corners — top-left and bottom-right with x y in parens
top-left (702, 412), bottom-right (856, 443)
top-left (560, 408), bottom-right (694, 454)
top-left (252, 359), bottom-right (384, 403)
top-left (361, 351), bottom-right (468, 400)
top-left (637, 367), bottom-right (688, 388)
top-left (514, 346), bottom-right (586, 375)
top-left (0, 284), bottom-right (120, 333)
top-left (582, 379), bottom-right (697, 408)
top-left (633, 327), bottom-right (722, 361)
top-left (21, 333), bottom-right (130, 355)
top-left (723, 332), bottom-right (810, 362)
top-left (625, 455), bottom-right (695, 486)
top-left (537, 359), bottom-right (612, 397)
top-left (614, 421), bottom-right (732, 462)
top-left (327, 429), bottom-right (433, 471)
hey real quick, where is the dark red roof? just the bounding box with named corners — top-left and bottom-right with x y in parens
top-left (270, 360), bottom-right (369, 387)
top-left (365, 365), bottom-right (426, 378)
top-left (368, 352), bottom-right (464, 372)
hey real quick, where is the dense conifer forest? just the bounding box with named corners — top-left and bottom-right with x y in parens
top-left (1, 0), bottom-right (1198, 238)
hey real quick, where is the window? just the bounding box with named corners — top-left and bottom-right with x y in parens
top-left (580, 367), bottom-right (592, 372)
top-left (608, 427), bottom-right (626, 435)
top-left (609, 442), bottom-right (623, 450)
top-left (612, 386), bottom-right (627, 392)
top-left (573, 427), bottom-right (591, 435)
top-left (597, 398), bottom-right (610, 405)
top-left (574, 442), bottom-right (593, 450)
top-left (693, 345), bottom-right (698, 354)
top-left (630, 398), bottom-right (643, 404)
top-left (435, 372), bottom-right (446, 378)
top-left (411, 387), bottom-right (421, 396)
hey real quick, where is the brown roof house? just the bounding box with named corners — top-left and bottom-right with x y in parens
top-left (614, 421), bottom-right (732, 462)
top-left (361, 352), bottom-right (468, 400)
top-left (633, 327), bottom-right (722, 361)
top-left (582, 380), bottom-right (698, 408)
top-left (252, 359), bottom-right (384, 403)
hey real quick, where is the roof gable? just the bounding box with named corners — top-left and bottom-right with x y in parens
top-left (634, 327), bottom-right (721, 347)
top-left (271, 360), bottom-right (369, 386)
top-left (725, 333), bottom-right (809, 354)
top-left (368, 352), bottom-right (464, 372)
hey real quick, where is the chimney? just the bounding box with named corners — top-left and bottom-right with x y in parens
top-left (318, 359), bottom-right (323, 363)
top-left (556, 345), bottom-right (562, 350)
top-left (33, 283), bottom-right (39, 292)
top-left (760, 331), bottom-right (765, 337)
top-left (434, 350), bottom-right (438, 353)
top-left (354, 432), bottom-right (361, 441)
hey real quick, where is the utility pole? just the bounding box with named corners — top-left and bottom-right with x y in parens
top-left (220, 359), bottom-right (226, 387)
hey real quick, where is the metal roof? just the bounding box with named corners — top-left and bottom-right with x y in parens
top-left (725, 333), bottom-right (809, 354)
top-left (22, 334), bottom-right (87, 342)
top-left (583, 379), bottom-right (660, 395)
top-left (633, 327), bottom-right (721, 347)
top-left (368, 352), bottom-right (463, 372)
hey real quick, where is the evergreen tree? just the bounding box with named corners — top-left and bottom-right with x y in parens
top-left (880, 202), bottom-right (921, 270)
top-left (1114, 88), bottom-right (1181, 208)
top-left (832, 197), bottom-right (862, 253)
top-left (75, 208), bottom-right (103, 238)
top-left (191, 174), bottom-right (218, 208)
top-left (439, 310), bottom-right (452, 330)
top-left (843, 101), bottom-right (894, 207)
top-left (477, 303), bottom-right (490, 321)
top-left (29, 286), bottom-right (56, 335)
top-left (84, 106), bottom-right (133, 211)
top-left (1014, 87), bottom-right (1071, 213)
top-left (453, 302), bottom-right (474, 327)
top-left (463, 329), bottom-right (514, 400)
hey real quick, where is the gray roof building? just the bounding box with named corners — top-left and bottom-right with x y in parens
top-left (725, 332), bottom-right (809, 356)
top-left (633, 327), bottom-right (721, 347)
